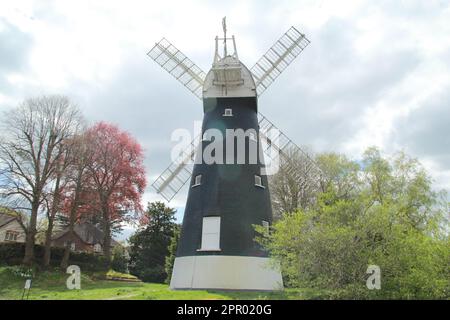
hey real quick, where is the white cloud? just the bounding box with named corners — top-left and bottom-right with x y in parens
top-left (1, 0), bottom-right (450, 212)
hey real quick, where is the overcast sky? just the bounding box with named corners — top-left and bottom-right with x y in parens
top-left (1, 1), bottom-right (449, 240)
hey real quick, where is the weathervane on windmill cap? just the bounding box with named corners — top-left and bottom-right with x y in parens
top-left (216, 17), bottom-right (234, 59)
top-left (208, 17), bottom-right (253, 97)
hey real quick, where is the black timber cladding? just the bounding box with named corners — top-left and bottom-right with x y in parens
top-left (176, 97), bottom-right (273, 258)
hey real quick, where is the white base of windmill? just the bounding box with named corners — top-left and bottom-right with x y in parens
top-left (170, 256), bottom-right (284, 291)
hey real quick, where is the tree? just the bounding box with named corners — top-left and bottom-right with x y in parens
top-left (0, 96), bottom-right (83, 265)
top-left (269, 148), bottom-right (320, 219)
top-left (316, 152), bottom-right (362, 199)
top-left (164, 224), bottom-right (180, 284)
top-left (42, 142), bottom-right (73, 267)
top-left (59, 133), bottom-right (94, 269)
top-left (81, 122), bottom-right (146, 264)
top-left (111, 245), bottom-right (129, 273)
top-left (256, 148), bottom-right (450, 299)
top-left (362, 148), bottom-right (438, 230)
top-left (129, 202), bottom-right (176, 283)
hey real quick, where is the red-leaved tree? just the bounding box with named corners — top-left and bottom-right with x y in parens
top-left (81, 122), bottom-right (146, 262)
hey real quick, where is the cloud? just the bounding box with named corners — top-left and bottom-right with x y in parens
top-left (1, 0), bottom-right (450, 214)
top-left (0, 17), bottom-right (33, 96)
top-left (392, 89), bottom-right (450, 191)
top-left (394, 90), bottom-right (450, 170)
top-left (259, 16), bottom-right (421, 153)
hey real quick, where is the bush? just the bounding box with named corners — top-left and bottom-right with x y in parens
top-left (256, 149), bottom-right (450, 299)
top-left (111, 245), bottom-right (128, 274)
top-left (0, 243), bottom-right (108, 272)
top-left (137, 265), bottom-right (166, 283)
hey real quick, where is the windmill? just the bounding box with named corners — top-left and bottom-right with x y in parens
top-left (147, 18), bottom-right (320, 290)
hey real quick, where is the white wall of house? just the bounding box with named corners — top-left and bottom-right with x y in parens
top-left (0, 220), bottom-right (26, 243)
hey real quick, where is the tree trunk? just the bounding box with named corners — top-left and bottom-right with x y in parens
top-left (43, 219), bottom-right (54, 268)
top-left (102, 207), bottom-right (112, 265)
top-left (60, 242), bottom-right (71, 270)
top-left (23, 201), bottom-right (39, 265)
top-left (43, 172), bottom-right (62, 268)
top-left (60, 201), bottom-right (78, 269)
top-left (61, 166), bottom-right (83, 269)
top-left (23, 231), bottom-right (35, 266)
top-left (60, 218), bottom-right (75, 270)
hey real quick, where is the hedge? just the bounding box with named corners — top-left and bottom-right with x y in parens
top-left (0, 243), bottom-right (108, 271)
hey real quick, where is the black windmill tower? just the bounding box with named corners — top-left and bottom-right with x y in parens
top-left (148, 18), bottom-right (319, 290)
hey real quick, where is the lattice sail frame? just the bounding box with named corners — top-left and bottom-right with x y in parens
top-left (147, 38), bottom-right (206, 99)
top-left (251, 27), bottom-right (310, 96)
top-left (257, 113), bottom-right (322, 191)
top-left (148, 28), bottom-right (316, 202)
top-left (151, 114), bottom-right (321, 202)
top-left (151, 135), bottom-right (201, 202)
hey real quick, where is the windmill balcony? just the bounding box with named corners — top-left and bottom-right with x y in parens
top-left (212, 66), bottom-right (244, 86)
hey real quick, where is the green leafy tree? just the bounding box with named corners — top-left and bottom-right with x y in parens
top-left (128, 202), bottom-right (176, 283)
top-left (269, 148), bottom-right (319, 219)
top-left (111, 245), bottom-right (129, 273)
top-left (256, 148), bottom-right (450, 299)
top-left (164, 224), bottom-right (180, 284)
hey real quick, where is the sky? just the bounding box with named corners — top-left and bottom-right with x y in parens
top-left (1, 0), bottom-right (450, 241)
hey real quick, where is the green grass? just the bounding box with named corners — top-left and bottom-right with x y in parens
top-left (105, 270), bottom-right (140, 281)
top-left (0, 266), bottom-right (317, 300)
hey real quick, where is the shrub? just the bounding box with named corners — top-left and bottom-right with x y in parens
top-left (111, 245), bottom-right (128, 273)
top-left (137, 265), bottom-right (166, 283)
top-left (256, 149), bottom-right (450, 299)
top-left (0, 243), bottom-right (108, 272)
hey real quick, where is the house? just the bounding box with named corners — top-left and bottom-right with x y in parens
top-left (0, 210), bottom-right (26, 244)
top-left (52, 222), bottom-right (118, 254)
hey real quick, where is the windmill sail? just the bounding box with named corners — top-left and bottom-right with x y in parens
top-left (147, 38), bottom-right (206, 99)
top-left (251, 27), bottom-right (310, 96)
top-left (148, 31), bottom-right (316, 203)
top-left (258, 113), bottom-right (322, 188)
top-left (152, 114), bottom-right (321, 202)
top-left (151, 135), bottom-right (201, 202)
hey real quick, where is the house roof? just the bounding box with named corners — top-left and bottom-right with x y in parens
top-left (53, 222), bottom-right (118, 246)
top-left (0, 212), bottom-right (18, 229)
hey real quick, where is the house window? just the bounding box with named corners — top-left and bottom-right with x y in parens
top-left (192, 174), bottom-right (202, 187)
top-left (4, 230), bottom-right (18, 242)
top-left (65, 241), bottom-right (76, 251)
top-left (199, 216), bottom-right (221, 251)
top-left (255, 175), bottom-right (264, 188)
top-left (223, 108), bottom-right (233, 117)
top-left (94, 244), bottom-right (102, 253)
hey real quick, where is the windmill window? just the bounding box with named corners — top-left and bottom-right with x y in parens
top-left (192, 174), bottom-right (202, 187)
top-left (249, 132), bottom-right (257, 142)
top-left (262, 220), bottom-right (270, 233)
top-left (198, 216), bottom-right (221, 251)
top-left (223, 108), bottom-right (233, 117)
top-left (255, 175), bottom-right (264, 188)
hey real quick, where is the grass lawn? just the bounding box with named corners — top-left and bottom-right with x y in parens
top-left (0, 266), bottom-right (317, 300)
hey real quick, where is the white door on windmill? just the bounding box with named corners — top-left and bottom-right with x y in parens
top-left (200, 216), bottom-right (221, 251)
